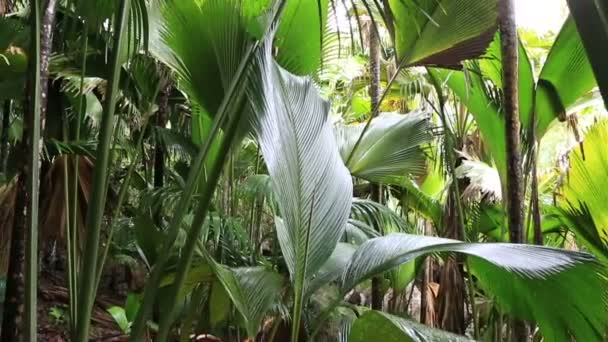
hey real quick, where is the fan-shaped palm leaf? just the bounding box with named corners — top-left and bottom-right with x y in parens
top-left (558, 119), bottom-right (608, 261)
top-left (350, 198), bottom-right (410, 233)
top-left (389, 0), bottom-right (497, 67)
top-left (335, 111), bottom-right (432, 184)
top-left (340, 233), bottom-right (608, 341)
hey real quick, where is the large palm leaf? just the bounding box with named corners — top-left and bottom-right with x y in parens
top-left (389, 0), bottom-right (497, 67)
top-left (566, 0), bottom-right (608, 107)
top-left (558, 119), bottom-right (608, 261)
top-left (339, 233), bottom-right (608, 341)
top-left (247, 41), bottom-right (353, 339)
top-left (350, 310), bottom-right (473, 342)
top-left (335, 111), bottom-right (432, 185)
top-left (535, 16), bottom-right (597, 134)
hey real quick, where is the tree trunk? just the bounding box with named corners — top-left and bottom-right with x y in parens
top-left (0, 100), bottom-right (10, 175)
top-left (436, 191), bottom-right (466, 334)
top-left (530, 106), bottom-right (543, 245)
top-left (499, 0), bottom-right (528, 339)
top-left (368, 17), bottom-right (384, 312)
top-left (153, 81), bottom-right (171, 224)
top-left (1, 174), bottom-right (27, 341)
top-left (40, 0), bottom-right (59, 129)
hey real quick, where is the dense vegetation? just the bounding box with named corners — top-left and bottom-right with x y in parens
top-left (1, 0), bottom-right (608, 341)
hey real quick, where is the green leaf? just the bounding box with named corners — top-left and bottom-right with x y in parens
top-left (212, 264), bottom-right (284, 338)
top-left (307, 242), bottom-right (357, 296)
top-left (209, 280), bottom-right (231, 326)
top-left (479, 33), bottom-right (535, 131)
top-left (107, 306), bottom-right (130, 333)
top-left (429, 68), bottom-right (506, 182)
top-left (248, 41), bottom-right (352, 340)
top-left (350, 310), bottom-right (473, 342)
top-left (336, 111), bottom-right (432, 184)
top-left (274, 0), bottom-right (329, 75)
top-left (350, 198), bottom-right (410, 234)
top-left (134, 214), bottom-right (165, 266)
top-left (566, 0), bottom-right (608, 107)
top-left (249, 52), bottom-right (353, 293)
top-left (400, 178), bottom-right (442, 226)
top-left (341, 233), bottom-right (608, 341)
top-left (536, 17), bottom-right (597, 134)
top-left (155, 0), bottom-right (268, 127)
top-left (558, 119), bottom-right (608, 261)
top-left (389, 0), bottom-right (498, 66)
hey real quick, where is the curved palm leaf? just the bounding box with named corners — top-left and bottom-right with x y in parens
top-left (335, 111), bottom-right (432, 184)
top-left (350, 310), bottom-right (473, 342)
top-left (307, 242), bottom-right (357, 296)
top-left (340, 233), bottom-right (608, 341)
top-left (351, 198), bottom-right (410, 233)
top-left (247, 41), bottom-right (353, 337)
top-left (389, 0), bottom-right (497, 67)
top-left (212, 264), bottom-right (285, 338)
top-left (567, 0), bottom-right (608, 106)
top-left (400, 178), bottom-right (442, 225)
top-left (274, 0), bottom-right (329, 75)
top-left (536, 17), bottom-right (596, 133)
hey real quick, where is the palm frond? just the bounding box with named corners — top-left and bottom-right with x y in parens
top-left (340, 233), bottom-right (608, 341)
top-left (351, 198), bottom-right (410, 234)
top-left (335, 111), bottom-right (432, 184)
top-left (350, 310), bottom-right (473, 341)
top-left (390, 0), bottom-right (497, 67)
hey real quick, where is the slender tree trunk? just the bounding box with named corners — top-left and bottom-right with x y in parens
top-left (0, 100), bottom-right (10, 174)
top-left (499, 0), bottom-right (528, 339)
top-left (40, 0), bottom-right (58, 129)
top-left (1, 174), bottom-right (27, 341)
top-left (420, 222), bottom-right (436, 326)
top-left (436, 191), bottom-right (466, 334)
top-left (1, 0), bottom-right (45, 336)
top-left (368, 19), bottom-right (384, 312)
top-left (530, 108), bottom-right (543, 245)
top-left (500, 0), bottom-right (524, 244)
top-left (153, 82), bottom-right (171, 224)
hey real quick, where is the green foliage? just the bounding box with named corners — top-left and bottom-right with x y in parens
top-left (558, 119), bottom-right (608, 260)
top-left (340, 233), bottom-right (608, 341)
top-left (389, 0), bottom-right (498, 66)
top-left (350, 310), bottom-right (473, 342)
top-left (336, 111), bottom-right (432, 184)
top-left (566, 0), bottom-right (608, 107)
top-left (536, 17), bottom-right (597, 134)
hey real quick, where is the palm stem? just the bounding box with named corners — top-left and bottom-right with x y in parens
top-left (68, 25), bottom-right (89, 335)
top-left (75, 1), bottom-right (131, 340)
top-left (24, 0), bottom-right (42, 339)
top-left (129, 32), bottom-right (258, 342)
top-left (155, 100), bottom-right (244, 341)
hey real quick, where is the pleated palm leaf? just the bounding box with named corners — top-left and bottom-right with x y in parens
top-left (247, 40), bottom-right (353, 341)
top-left (556, 119), bottom-right (608, 262)
top-left (566, 0), bottom-right (608, 106)
top-left (388, 0), bottom-right (498, 67)
top-left (335, 111), bottom-right (432, 185)
top-left (339, 233), bottom-right (608, 341)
